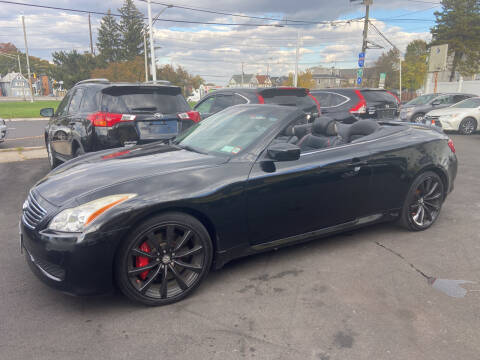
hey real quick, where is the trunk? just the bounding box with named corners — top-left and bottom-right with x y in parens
top-left (449, 51), bottom-right (462, 82)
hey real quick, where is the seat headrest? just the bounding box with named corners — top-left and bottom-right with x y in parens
top-left (312, 116), bottom-right (337, 136)
top-left (282, 125), bottom-right (295, 136)
top-left (348, 119), bottom-right (379, 138)
top-left (292, 123), bottom-right (312, 139)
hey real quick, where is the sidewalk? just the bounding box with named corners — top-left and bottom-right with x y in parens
top-left (0, 146), bottom-right (47, 163)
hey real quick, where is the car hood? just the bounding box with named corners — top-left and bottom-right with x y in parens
top-left (427, 107), bottom-right (466, 116)
top-left (35, 144), bottom-right (227, 206)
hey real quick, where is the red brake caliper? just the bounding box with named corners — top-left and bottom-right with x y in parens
top-left (136, 241), bottom-right (151, 280)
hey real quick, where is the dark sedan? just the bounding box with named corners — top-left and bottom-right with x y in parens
top-left (20, 105), bottom-right (457, 306)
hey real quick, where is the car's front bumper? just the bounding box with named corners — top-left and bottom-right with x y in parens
top-left (21, 221), bottom-right (128, 296)
top-left (437, 118), bottom-right (460, 131)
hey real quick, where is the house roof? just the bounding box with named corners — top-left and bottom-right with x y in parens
top-left (255, 75), bottom-right (271, 85)
top-left (0, 72), bottom-right (26, 82)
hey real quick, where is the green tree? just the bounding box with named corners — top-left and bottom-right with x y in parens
top-left (402, 40), bottom-right (428, 90)
top-left (118, 0), bottom-right (145, 61)
top-left (282, 70), bottom-right (315, 89)
top-left (0, 43), bottom-right (53, 77)
top-left (370, 48), bottom-right (400, 89)
top-left (51, 50), bottom-right (99, 89)
top-left (96, 10), bottom-right (122, 63)
top-left (431, 0), bottom-right (480, 80)
top-left (156, 64), bottom-right (205, 94)
top-left (91, 56), bottom-right (145, 82)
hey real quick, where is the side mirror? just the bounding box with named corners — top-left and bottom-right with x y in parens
top-left (431, 100), bottom-right (441, 106)
top-left (40, 108), bottom-right (54, 117)
top-left (267, 142), bottom-right (300, 162)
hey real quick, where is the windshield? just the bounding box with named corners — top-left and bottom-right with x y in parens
top-left (175, 106), bottom-right (287, 155)
top-left (450, 98), bottom-right (480, 108)
top-left (406, 94), bottom-right (438, 105)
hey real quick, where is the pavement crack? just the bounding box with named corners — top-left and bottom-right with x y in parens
top-left (374, 241), bottom-right (432, 281)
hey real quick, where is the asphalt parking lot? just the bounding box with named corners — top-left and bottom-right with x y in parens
top-left (1, 133), bottom-right (480, 360)
top-left (0, 119), bottom-right (48, 149)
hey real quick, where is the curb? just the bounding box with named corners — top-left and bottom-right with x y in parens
top-left (0, 146), bottom-right (45, 152)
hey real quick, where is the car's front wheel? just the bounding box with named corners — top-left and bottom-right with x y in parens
top-left (400, 171), bottom-right (444, 231)
top-left (115, 212), bottom-right (213, 306)
top-left (458, 117), bottom-right (477, 135)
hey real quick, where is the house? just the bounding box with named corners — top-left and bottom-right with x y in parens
top-left (255, 75), bottom-right (272, 88)
top-left (0, 72), bottom-right (31, 97)
top-left (270, 76), bottom-right (289, 87)
top-left (227, 74), bottom-right (258, 88)
top-left (309, 66), bottom-right (357, 89)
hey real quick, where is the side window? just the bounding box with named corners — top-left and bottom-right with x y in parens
top-left (453, 95), bottom-right (468, 103)
top-left (212, 94), bottom-right (233, 113)
top-left (79, 90), bottom-right (100, 113)
top-left (312, 92), bottom-right (348, 108)
top-left (67, 88), bottom-right (85, 115)
top-left (55, 91), bottom-right (73, 117)
top-left (195, 96), bottom-right (215, 114)
top-left (233, 93), bottom-right (248, 105)
top-left (435, 95), bottom-right (452, 105)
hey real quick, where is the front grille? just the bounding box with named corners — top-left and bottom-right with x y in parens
top-left (22, 192), bottom-right (47, 230)
top-left (425, 115), bottom-right (441, 127)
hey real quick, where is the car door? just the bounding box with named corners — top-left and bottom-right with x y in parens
top-left (56, 87), bottom-right (84, 157)
top-left (431, 95), bottom-right (454, 110)
top-left (49, 90), bottom-right (73, 155)
top-left (194, 96), bottom-right (215, 119)
top-left (245, 136), bottom-right (373, 246)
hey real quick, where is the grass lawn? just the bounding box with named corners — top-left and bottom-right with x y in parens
top-left (0, 100), bottom-right (61, 119)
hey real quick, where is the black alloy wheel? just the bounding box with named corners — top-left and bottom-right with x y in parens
top-left (400, 171), bottom-right (444, 231)
top-left (115, 213), bottom-right (212, 306)
top-left (459, 117), bottom-right (477, 135)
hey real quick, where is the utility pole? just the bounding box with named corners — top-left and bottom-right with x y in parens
top-left (294, 30), bottom-right (300, 87)
top-left (21, 15), bottom-right (34, 102)
top-left (143, 32), bottom-right (149, 82)
top-left (88, 13), bottom-right (94, 55)
top-left (17, 54), bottom-right (25, 101)
top-left (399, 56), bottom-right (402, 102)
top-left (147, 0), bottom-right (157, 82)
top-left (361, 0), bottom-right (371, 55)
top-left (241, 62), bottom-right (244, 87)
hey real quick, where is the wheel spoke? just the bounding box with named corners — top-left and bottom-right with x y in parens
top-left (168, 264), bottom-right (188, 290)
top-left (131, 248), bottom-right (156, 259)
top-left (423, 204), bottom-right (433, 221)
top-left (173, 245), bottom-right (203, 259)
top-left (424, 181), bottom-right (438, 197)
top-left (173, 259), bottom-right (202, 273)
top-left (412, 205), bottom-right (422, 224)
top-left (139, 265), bottom-right (162, 293)
top-left (166, 225), bottom-right (176, 247)
top-left (128, 261), bottom-right (160, 276)
top-left (424, 200), bottom-right (440, 210)
top-left (419, 206), bottom-right (425, 224)
top-left (174, 230), bottom-right (192, 251)
top-left (160, 266), bottom-right (168, 299)
top-left (424, 192), bottom-right (441, 201)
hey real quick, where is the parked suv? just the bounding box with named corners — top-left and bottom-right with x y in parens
top-left (310, 88), bottom-right (399, 123)
top-left (193, 87), bottom-right (320, 119)
top-left (41, 79), bottom-right (199, 168)
top-left (399, 93), bottom-right (475, 123)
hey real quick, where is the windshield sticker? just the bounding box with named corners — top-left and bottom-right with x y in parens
top-left (231, 147), bottom-right (242, 154)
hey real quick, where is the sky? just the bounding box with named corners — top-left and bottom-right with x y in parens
top-left (0, 0), bottom-right (439, 85)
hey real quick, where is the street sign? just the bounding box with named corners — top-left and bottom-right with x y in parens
top-left (357, 69), bottom-right (364, 77)
top-left (357, 77), bottom-right (362, 85)
top-left (358, 59), bottom-right (364, 67)
top-left (378, 72), bottom-right (386, 88)
top-left (358, 52), bottom-right (365, 59)
top-left (428, 44), bottom-right (448, 72)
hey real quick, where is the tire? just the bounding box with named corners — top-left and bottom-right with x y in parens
top-left (115, 212), bottom-right (213, 306)
top-left (46, 140), bottom-right (60, 169)
top-left (399, 171), bottom-right (445, 231)
top-left (411, 113), bottom-right (425, 124)
top-left (73, 145), bottom-right (85, 158)
top-left (458, 117), bottom-right (477, 135)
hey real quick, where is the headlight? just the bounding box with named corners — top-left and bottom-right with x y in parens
top-left (440, 114), bottom-right (459, 119)
top-left (48, 194), bottom-right (136, 232)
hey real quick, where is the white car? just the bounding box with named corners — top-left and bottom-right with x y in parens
top-left (425, 97), bottom-right (480, 135)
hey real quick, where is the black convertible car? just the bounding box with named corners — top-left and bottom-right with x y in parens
top-left (20, 105), bottom-right (457, 305)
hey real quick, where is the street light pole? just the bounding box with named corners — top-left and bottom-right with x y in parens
top-left (147, 0), bottom-right (157, 82)
top-left (143, 32), bottom-right (149, 82)
top-left (22, 15), bottom-right (34, 102)
top-left (294, 30), bottom-right (300, 87)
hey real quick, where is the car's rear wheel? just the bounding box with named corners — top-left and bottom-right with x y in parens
top-left (46, 141), bottom-right (60, 169)
top-left (412, 113), bottom-right (425, 123)
top-left (458, 117), bottom-right (477, 135)
top-left (400, 171), bottom-right (444, 231)
top-left (115, 212), bottom-right (213, 306)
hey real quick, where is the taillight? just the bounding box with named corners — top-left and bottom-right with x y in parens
top-left (87, 112), bottom-right (136, 127)
top-left (447, 139), bottom-right (455, 153)
top-left (350, 90), bottom-right (367, 114)
top-left (256, 93), bottom-right (265, 104)
top-left (178, 111), bottom-right (201, 123)
top-left (308, 92), bottom-right (321, 114)
top-left (102, 150), bottom-right (131, 159)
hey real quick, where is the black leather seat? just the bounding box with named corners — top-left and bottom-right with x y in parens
top-left (298, 116), bottom-right (343, 151)
top-left (342, 120), bottom-right (380, 143)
